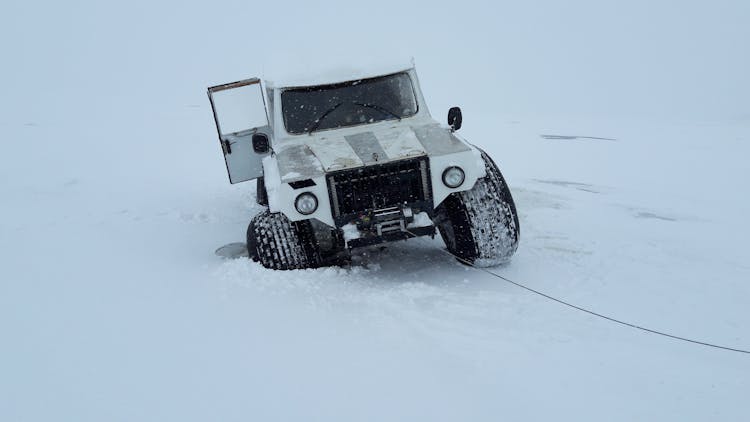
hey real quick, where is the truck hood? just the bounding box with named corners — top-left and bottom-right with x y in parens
top-left (273, 122), bottom-right (470, 182)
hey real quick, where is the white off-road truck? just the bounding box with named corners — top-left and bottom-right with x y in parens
top-left (208, 64), bottom-right (519, 269)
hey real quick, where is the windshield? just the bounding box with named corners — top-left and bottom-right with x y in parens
top-left (281, 72), bottom-right (418, 134)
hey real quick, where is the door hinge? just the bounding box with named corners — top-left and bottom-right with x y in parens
top-left (222, 139), bottom-right (233, 154)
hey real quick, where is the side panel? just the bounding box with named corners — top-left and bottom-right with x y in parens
top-left (428, 145), bottom-right (486, 207)
top-left (263, 155), bottom-right (335, 227)
top-left (208, 78), bottom-right (270, 184)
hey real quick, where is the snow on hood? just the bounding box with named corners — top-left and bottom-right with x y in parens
top-left (273, 121), bottom-right (470, 182)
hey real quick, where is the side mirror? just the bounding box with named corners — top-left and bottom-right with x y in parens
top-left (252, 133), bottom-right (270, 154)
top-left (448, 107), bottom-right (462, 131)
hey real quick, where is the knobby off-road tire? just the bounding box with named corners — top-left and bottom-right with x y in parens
top-left (247, 210), bottom-right (322, 270)
top-left (437, 150), bottom-right (520, 267)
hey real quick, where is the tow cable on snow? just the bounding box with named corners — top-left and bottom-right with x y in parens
top-left (405, 230), bottom-right (750, 356)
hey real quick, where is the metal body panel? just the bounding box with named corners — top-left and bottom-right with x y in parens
top-left (412, 124), bottom-right (471, 156)
top-left (376, 126), bottom-right (426, 159)
top-left (207, 79), bottom-right (270, 183)
top-left (427, 144), bottom-right (486, 206)
top-left (219, 126), bottom-right (271, 183)
top-left (272, 117), bottom-right (473, 180)
top-left (273, 142), bottom-right (325, 181)
top-left (304, 135), bottom-right (362, 172)
top-left (263, 155), bottom-right (335, 226)
top-left (343, 132), bottom-right (388, 165)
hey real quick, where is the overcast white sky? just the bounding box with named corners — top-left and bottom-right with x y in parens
top-left (2, 0), bottom-right (749, 125)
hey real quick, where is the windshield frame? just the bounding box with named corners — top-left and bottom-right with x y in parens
top-left (279, 71), bottom-right (420, 135)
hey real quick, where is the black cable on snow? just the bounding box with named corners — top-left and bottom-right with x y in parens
top-left (407, 230), bottom-right (750, 356)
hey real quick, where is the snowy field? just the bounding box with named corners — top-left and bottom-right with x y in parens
top-left (2, 1), bottom-right (749, 421)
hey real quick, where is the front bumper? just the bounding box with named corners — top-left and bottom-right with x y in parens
top-left (342, 205), bottom-right (436, 249)
top-left (345, 224), bottom-right (435, 249)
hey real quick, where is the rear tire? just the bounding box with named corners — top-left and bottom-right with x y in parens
top-left (246, 210), bottom-right (322, 270)
top-left (436, 150), bottom-right (520, 266)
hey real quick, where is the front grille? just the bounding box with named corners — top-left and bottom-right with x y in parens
top-left (327, 158), bottom-right (431, 222)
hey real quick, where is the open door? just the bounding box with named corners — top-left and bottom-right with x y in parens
top-left (208, 78), bottom-right (270, 184)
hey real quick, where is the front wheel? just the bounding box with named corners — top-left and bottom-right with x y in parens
top-left (436, 150), bottom-right (520, 266)
top-left (247, 210), bottom-right (322, 270)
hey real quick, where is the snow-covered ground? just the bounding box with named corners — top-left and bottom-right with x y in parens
top-left (2, 1), bottom-right (749, 421)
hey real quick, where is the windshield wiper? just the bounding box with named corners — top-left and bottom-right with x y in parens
top-left (307, 102), bottom-right (344, 134)
top-left (353, 102), bottom-right (402, 121)
top-left (307, 101), bottom-right (402, 135)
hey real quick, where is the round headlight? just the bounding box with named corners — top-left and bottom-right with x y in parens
top-left (442, 166), bottom-right (465, 188)
top-left (295, 192), bottom-right (318, 215)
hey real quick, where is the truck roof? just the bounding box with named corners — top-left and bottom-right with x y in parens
top-left (265, 58), bottom-right (415, 90)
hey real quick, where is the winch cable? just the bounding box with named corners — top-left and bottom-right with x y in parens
top-left (405, 230), bottom-right (750, 356)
